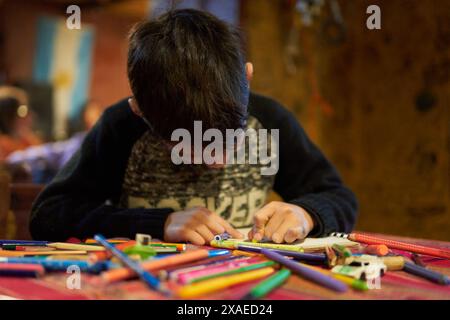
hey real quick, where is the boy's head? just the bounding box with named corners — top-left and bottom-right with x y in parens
top-left (127, 9), bottom-right (250, 141)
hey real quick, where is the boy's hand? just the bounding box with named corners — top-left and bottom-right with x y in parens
top-left (164, 207), bottom-right (244, 245)
top-left (248, 201), bottom-right (315, 244)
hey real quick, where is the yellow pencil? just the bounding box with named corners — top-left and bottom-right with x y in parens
top-left (177, 267), bottom-right (275, 299)
top-left (47, 243), bottom-right (105, 251)
top-left (211, 240), bottom-right (305, 252)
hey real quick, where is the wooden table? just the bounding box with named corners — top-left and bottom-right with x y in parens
top-left (0, 233), bottom-right (449, 300)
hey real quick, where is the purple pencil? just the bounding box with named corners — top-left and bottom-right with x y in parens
top-left (238, 245), bottom-right (327, 263)
top-left (261, 249), bottom-right (348, 293)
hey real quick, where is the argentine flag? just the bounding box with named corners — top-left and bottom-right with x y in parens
top-left (33, 17), bottom-right (94, 140)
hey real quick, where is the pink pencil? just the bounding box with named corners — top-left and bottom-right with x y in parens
top-left (168, 256), bottom-right (245, 280)
top-left (173, 256), bottom-right (259, 282)
top-left (177, 257), bottom-right (265, 284)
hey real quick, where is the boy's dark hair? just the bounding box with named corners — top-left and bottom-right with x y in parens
top-left (127, 9), bottom-right (249, 140)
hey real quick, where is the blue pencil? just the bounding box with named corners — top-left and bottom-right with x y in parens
top-left (0, 240), bottom-right (48, 246)
top-left (0, 257), bottom-right (113, 274)
top-left (403, 261), bottom-right (449, 285)
top-left (94, 234), bottom-right (170, 295)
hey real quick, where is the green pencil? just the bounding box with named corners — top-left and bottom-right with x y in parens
top-left (243, 268), bottom-right (291, 299)
top-left (189, 261), bottom-right (276, 284)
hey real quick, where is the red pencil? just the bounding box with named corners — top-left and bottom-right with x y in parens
top-left (348, 233), bottom-right (450, 260)
top-left (0, 263), bottom-right (45, 277)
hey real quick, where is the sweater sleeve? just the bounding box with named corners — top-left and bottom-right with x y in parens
top-left (29, 101), bottom-right (174, 241)
top-left (249, 93), bottom-right (358, 237)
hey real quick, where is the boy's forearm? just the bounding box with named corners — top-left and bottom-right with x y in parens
top-left (289, 187), bottom-right (358, 237)
top-left (30, 199), bottom-right (174, 241)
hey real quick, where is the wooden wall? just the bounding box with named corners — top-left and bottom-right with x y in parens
top-left (0, 0), bottom-right (138, 109)
top-left (242, 0), bottom-right (450, 240)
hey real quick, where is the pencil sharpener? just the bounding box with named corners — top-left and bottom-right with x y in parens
top-left (136, 233), bottom-right (152, 246)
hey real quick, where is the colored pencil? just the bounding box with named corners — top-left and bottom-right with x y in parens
top-left (148, 243), bottom-right (186, 251)
top-left (331, 232), bottom-right (450, 260)
top-left (0, 257), bottom-right (113, 273)
top-left (232, 250), bottom-right (261, 257)
top-left (88, 241), bottom-right (136, 262)
top-left (188, 261), bottom-right (276, 284)
top-left (177, 257), bottom-right (269, 284)
top-left (85, 238), bottom-right (129, 244)
top-left (210, 239), bottom-right (305, 252)
top-left (162, 255), bottom-right (242, 280)
top-left (0, 240), bottom-right (48, 246)
top-left (0, 263), bottom-right (45, 277)
top-left (177, 267), bottom-right (275, 299)
top-left (0, 250), bottom-right (87, 257)
top-left (1, 245), bottom-right (27, 251)
top-left (364, 244), bottom-right (389, 256)
top-left (101, 249), bottom-right (230, 283)
top-left (177, 257), bottom-right (261, 282)
top-left (237, 245), bottom-right (327, 263)
top-left (242, 268), bottom-right (291, 299)
top-left (47, 243), bottom-right (105, 251)
top-left (403, 261), bottom-right (449, 285)
top-left (302, 264), bottom-right (368, 291)
top-left (94, 234), bottom-right (170, 295)
top-left (261, 249), bottom-right (348, 292)
top-left (169, 256), bottom-right (253, 279)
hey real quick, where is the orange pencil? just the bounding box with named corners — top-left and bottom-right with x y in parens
top-left (89, 241), bottom-right (136, 262)
top-left (102, 249), bottom-right (230, 283)
top-left (364, 244), bottom-right (389, 256)
top-left (232, 250), bottom-right (262, 257)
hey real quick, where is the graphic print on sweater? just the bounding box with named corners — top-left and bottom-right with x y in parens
top-left (120, 116), bottom-right (276, 227)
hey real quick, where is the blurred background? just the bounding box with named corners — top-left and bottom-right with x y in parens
top-left (0, 0), bottom-right (448, 241)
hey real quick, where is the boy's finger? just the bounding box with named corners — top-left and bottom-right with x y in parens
top-left (252, 204), bottom-right (276, 239)
top-left (264, 212), bottom-right (284, 240)
top-left (284, 226), bottom-right (304, 243)
top-left (272, 219), bottom-right (295, 244)
top-left (195, 212), bottom-right (226, 235)
top-left (250, 226), bottom-right (262, 241)
top-left (214, 216), bottom-right (243, 239)
top-left (247, 228), bottom-right (254, 240)
top-left (184, 230), bottom-right (206, 245)
top-left (195, 224), bottom-right (215, 243)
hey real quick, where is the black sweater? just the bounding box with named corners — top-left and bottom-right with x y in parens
top-left (30, 92), bottom-right (358, 241)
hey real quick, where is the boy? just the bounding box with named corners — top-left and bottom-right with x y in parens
top-left (30, 9), bottom-right (357, 245)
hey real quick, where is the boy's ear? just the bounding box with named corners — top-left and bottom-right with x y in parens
top-left (128, 97), bottom-right (143, 117)
top-left (245, 62), bottom-right (254, 82)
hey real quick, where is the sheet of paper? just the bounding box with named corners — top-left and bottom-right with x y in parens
top-left (235, 227), bottom-right (358, 252)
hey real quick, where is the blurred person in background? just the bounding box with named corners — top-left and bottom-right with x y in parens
top-left (5, 100), bottom-right (102, 183)
top-left (0, 86), bottom-right (42, 161)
